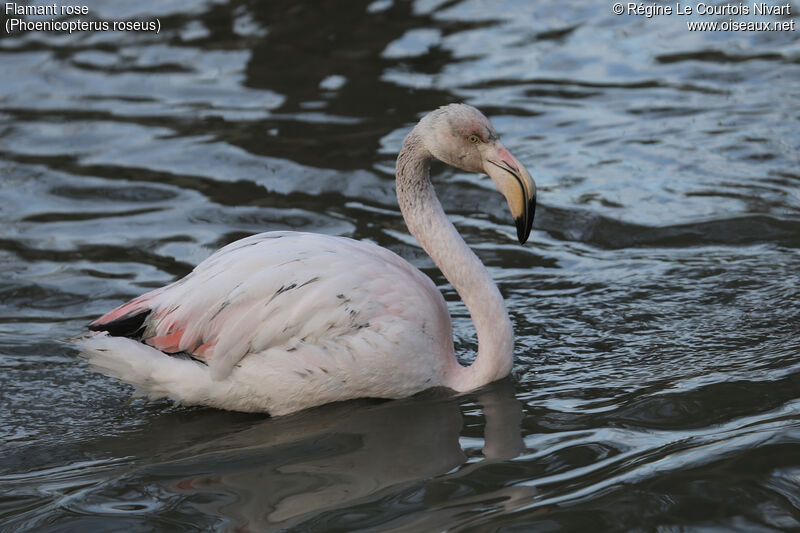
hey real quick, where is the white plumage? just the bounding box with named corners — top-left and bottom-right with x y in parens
top-left (78, 233), bottom-right (453, 414)
top-left (74, 104), bottom-right (536, 415)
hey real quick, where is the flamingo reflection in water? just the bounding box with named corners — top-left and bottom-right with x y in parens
top-left (158, 382), bottom-right (533, 530)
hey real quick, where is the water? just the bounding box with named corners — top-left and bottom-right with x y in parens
top-left (1, 0), bottom-right (799, 530)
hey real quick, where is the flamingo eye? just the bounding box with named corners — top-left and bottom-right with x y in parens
top-left (468, 135), bottom-right (480, 144)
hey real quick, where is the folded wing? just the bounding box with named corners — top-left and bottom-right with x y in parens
top-left (90, 232), bottom-right (443, 380)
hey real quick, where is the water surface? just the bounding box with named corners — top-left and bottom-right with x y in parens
top-left (1, 0), bottom-right (799, 531)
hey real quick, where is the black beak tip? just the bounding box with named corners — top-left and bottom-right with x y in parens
top-left (515, 216), bottom-right (531, 245)
top-left (514, 196), bottom-right (536, 245)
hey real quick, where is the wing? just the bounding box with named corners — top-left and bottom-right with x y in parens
top-left (90, 232), bottom-right (448, 379)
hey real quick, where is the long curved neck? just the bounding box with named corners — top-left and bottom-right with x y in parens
top-left (395, 130), bottom-right (513, 392)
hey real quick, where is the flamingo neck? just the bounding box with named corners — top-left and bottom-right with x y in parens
top-left (395, 130), bottom-right (513, 392)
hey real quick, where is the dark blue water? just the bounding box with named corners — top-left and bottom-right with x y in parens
top-left (1, 0), bottom-right (799, 530)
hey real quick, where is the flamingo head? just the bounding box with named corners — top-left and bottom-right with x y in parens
top-left (416, 104), bottom-right (537, 244)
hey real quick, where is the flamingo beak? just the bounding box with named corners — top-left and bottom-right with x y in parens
top-left (482, 143), bottom-right (537, 244)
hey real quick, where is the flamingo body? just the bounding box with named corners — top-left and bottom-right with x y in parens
top-left (78, 232), bottom-right (455, 414)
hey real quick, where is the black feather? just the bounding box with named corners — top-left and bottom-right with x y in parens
top-left (88, 310), bottom-right (150, 339)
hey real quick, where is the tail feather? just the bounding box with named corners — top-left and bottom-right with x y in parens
top-left (72, 332), bottom-right (211, 404)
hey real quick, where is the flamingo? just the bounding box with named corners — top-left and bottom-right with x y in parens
top-left (74, 104), bottom-right (536, 415)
